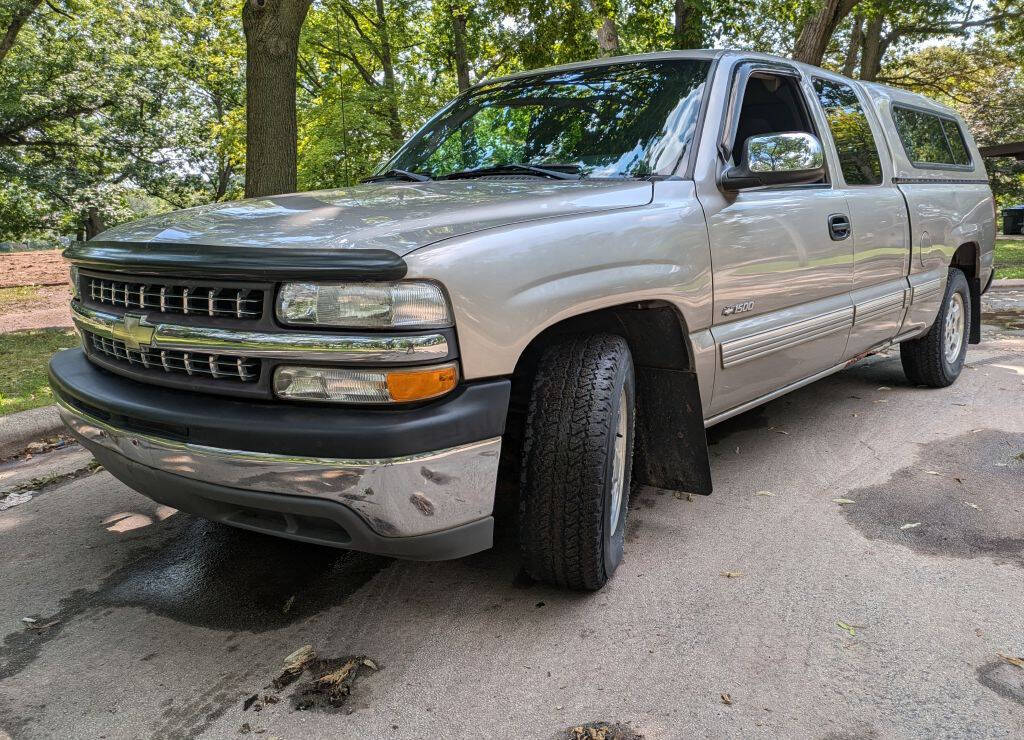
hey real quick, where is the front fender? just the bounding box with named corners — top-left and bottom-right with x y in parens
top-left (403, 181), bottom-right (713, 381)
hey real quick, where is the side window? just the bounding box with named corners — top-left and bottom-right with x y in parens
top-left (892, 106), bottom-right (971, 167)
top-left (812, 78), bottom-right (883, 185)
top-left (732, 73), bottom-right (818, 163)
top-left (941, 119), bottom-right (971, 166)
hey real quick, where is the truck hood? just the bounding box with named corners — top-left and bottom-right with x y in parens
top-left (96, 180), bottom-right (654, 257)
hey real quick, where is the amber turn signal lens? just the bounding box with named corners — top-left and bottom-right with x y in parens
top-left (273, 363), bottom-right (459, 404)
top-left (386, 365), bottom-right (458, 402)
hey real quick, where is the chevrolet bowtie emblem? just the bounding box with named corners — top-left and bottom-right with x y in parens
top-left (112, 313), bottom-right (156, 350)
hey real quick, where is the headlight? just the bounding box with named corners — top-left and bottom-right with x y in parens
top-left (69, 265), bottom-right (80, 299)
top-left (273, 363), bottom-right (458, 404)
top-left (276, 281), bottom-right (452, 329)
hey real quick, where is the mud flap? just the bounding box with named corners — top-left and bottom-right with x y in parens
top-left (633, 366), bottom-right (713, 495)
top-left (969, 277), bottom-right (982, 344)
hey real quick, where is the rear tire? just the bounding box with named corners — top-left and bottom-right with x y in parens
top-left (518, 334), bottom-right (635, 591)
top-left (900, 268), bottom-right (970, 388)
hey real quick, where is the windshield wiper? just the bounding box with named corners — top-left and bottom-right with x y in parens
top-left (362, 168), bottom-right (432, 183)
top-left (444, 163), bottom-right (582, 181)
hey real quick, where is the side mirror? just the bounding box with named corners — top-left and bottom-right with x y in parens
top-left (721, 132), bottom-right (825, 191)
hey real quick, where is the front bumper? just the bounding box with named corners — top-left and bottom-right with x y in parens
top-left (50, 349), bottom-right (510, 559)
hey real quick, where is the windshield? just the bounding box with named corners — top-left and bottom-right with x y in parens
top-left (380, 59), bottom-right (711, 180)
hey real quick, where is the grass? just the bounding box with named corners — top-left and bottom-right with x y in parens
top-left (994, 239), bottom-right (1024, 280)
top-left (0, 329), bottom-right (77, 415)
top-left (0, 285), bottom-right (42, 311)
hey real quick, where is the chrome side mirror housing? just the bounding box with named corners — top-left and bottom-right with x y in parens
top-left (721, 131), bottom-right (825, 191)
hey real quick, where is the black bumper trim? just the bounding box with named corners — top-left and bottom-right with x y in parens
top-left (65, 241), bottom-right (407, 281)
top-left (86, 442), bottom-right (492, 560)
top-left (50, 348), bottom-right (510, 458)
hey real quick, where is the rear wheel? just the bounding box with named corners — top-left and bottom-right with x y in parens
top-left (518, 334), bottom-right (635, 590)
top-left (900, 268), bottom-right (970, 387)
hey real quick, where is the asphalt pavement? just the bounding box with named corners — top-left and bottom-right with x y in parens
top-left (1, 296), bottom-right (1022, 739)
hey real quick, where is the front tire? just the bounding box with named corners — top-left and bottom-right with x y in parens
top-left (518, 334), bottom-right (635, 590)
top-left (900, 268), bottom-right (970, 387)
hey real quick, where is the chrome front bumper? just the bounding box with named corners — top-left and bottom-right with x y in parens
top-left (58, 398), bottom-right (502, 538)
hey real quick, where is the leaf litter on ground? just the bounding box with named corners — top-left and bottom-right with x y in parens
top-left (837, 621), bottom-right (865, 637)
top-left (292, 656), bottom-right (379, 711)
top-left (997, 653), bottom-right (1024, 669)
top-left (272, 645), bottom-right (316, 689)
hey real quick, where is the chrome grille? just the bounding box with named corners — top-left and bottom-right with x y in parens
top-left (85, 331), bottom-right (260, 383)
top-left (88, 278), bottom-right (263, 319)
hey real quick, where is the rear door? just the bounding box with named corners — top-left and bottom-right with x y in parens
top-left (810, 74), bottom-right (911, 358)
top-left (698, 61), bottom-right (855, 417)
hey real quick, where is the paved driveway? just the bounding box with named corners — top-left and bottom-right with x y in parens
top-left (2, 301), bottom-right (1023, 739)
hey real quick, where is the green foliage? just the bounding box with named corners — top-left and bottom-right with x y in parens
top-left (994, 239), bottom-right (1024, 280)
top-left (0, 0), bottom-right (1021, 235)
top-left (0, 328), bottom-right (77, 415)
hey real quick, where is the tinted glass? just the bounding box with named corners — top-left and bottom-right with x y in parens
top-left (941, 118), bottom-right (971, 165)
top-left (893, 106), bottom-right (960, 165)
top-left (384, 60), bottom-right (711, 179)
top-left (813, 78), bottom-right (882, 185)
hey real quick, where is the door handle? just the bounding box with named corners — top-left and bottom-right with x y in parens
top-left (828, 213), bottom-right (851, 241)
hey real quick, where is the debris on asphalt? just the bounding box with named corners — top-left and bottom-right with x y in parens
top-left (754, 490), bottom-right (775, 497)
top-left (24, 619), bottom-right (59, 631)
top-left (21, 617), bottom-right (36, 624)
top-left (832, 498), bottom-right (855, 505)
top-left (282, 595), bottom-right (295, 614)
top-left (672, 490), bottom-right (693, 501)
top-left (292, 656), bottom-right (379, 711)
top-left (837, 621), bottom-right (863, 637)
top-left (243, 694), bottom-right (259, 711)
top-left (997, 653), bottom-right (1024, 669)
top-left (272, 645), bottom-right (316, 689)
top-left (565, 721), bottom-right (643, 739)
top-left (900, 522), bottom-right (922, 530)
top-left (720, 692), bottom-right (733, 705)
top-left (239, 722), bottom-right (252, 734)
top-left (964, 502), bottom-right (980, 510)
top-left (720, 571), bottom-right (743, 578)
top-left (1, 490), bottom-right (34, 510)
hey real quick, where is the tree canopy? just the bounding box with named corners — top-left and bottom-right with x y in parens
top-left (0, 0), bottom-right (1021, 240)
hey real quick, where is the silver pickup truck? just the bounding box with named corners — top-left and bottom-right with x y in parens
top-left (51, 50), bottom-right (995, 590)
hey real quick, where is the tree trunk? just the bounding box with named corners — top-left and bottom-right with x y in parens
top-left (597, 17), bottom-right (619, 57)
top-left (84, 207), bottom-right (106, 240)
top-left (792, 0), bottom-right (861, 66)
top-left (673, 0), bottom-right (703, 49)
top-left (0, 0), bottom-right (42, 68)
top-left (841, 13), bottom-right (863, 77)
top-left (242, 0), bottom-right (311, 198)
top-left (858, 15), bottom-right (887, 81)
top-left (452, 12), bottom-right (471, 92)
top-left (375, 0), bottom-right (404, 149)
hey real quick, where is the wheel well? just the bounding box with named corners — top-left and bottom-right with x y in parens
top-left (952, 242), bottom-right (982, 344)
top-left (952, 242), bottom-right (978, 280)
top-left (500, 302), bottom-right (712, 495)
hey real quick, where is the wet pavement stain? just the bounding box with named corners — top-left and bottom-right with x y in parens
top-left (841, 430), bottom-right (1024, 568)
top-left (0, 516), bottom-right (391, 683)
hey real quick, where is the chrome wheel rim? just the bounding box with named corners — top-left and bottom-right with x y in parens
top-left (943, 292), bottom-right (965, 365)
top-left (608, 387), bottom-right (628, 535)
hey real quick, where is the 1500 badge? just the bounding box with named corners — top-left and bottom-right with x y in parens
top-left (722, 301), bottom-right (754, 316)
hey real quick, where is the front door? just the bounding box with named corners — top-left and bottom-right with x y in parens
top-left (698, 65), bottom-right (855, 417)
